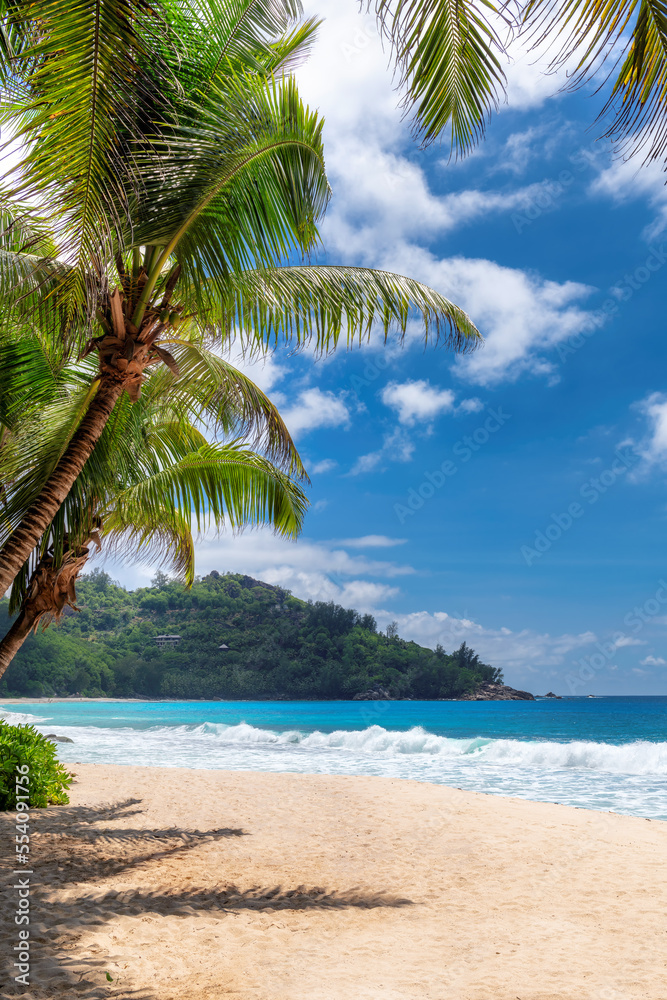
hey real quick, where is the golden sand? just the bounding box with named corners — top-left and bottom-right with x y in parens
top-left (1, 764), bottom-right (665, 999)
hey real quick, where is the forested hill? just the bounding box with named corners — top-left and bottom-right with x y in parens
top-left (0, 570), bottom-right (504, 701)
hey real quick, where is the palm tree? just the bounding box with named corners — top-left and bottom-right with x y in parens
top-left (0, 0), bottom-right (481, 595)
top-left (0, 363), bottom-right (308, 678)
top-left (373, 0), bottom-right (667, 161)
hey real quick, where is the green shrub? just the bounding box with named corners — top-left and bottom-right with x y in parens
top-left (0, 723), bottom-right (72, 809)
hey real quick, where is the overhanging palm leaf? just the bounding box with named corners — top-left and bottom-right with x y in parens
top-left (130, 74), bottom-right (331, 318)
top-left (525, 0), bottom-right (667, 163)
top-left (105, 443), bottom-right (308, 582)
top-left (373, 0), bottom-right (510, 152)
top-left (0, 348), bottom-right (306, 548)
top-left (187, 264), bottom-right (480, 354)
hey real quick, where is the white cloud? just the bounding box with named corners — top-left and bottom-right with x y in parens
top-left (338, 535), bottom-right (407, 549)
top-left (223, 344), bottom-right (287, 394)
top-left (349, 426), bottom-right (414, 475)
top-left (309, 458), bottom-right (337, 474)
top-left (613, 636), bottom-right (645, 648)
top-left (290, 6), bottom-right (604, 389)
top-left (495, 125), bottom-right (553, 175)
top-left (297, 3), bottom-right (578, 259)
top-left (590, 157), bottom-right (667, 240)
top-left (457, 397), bottom-right (484, 414)
top-left (280, 388), bottom-right (350, 437)
top-left (381, 379), bottom-right (455, 425)
top-left (377, 246), bottom-right (601, 385)
top-left (640, 655), bottom-right (667, 666)
top-left (632, 393), bottom-right (667, 469)
top-left (373, 607), bottom-right (597, 674)
top-left (632, 667), bottom-right (650, 676)
top-left (195, 529), bottom-right (413, 581)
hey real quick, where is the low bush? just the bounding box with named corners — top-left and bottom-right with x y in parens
top-left (0, 722), bottom-right (72, 809)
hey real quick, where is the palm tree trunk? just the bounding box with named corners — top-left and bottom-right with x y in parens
top-left (0, 608), bottom-right (37, 680)
top-left (0, 378), bottom-right (123, 595)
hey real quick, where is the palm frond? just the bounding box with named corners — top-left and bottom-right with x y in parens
top-left (0, 333), bottom-right (66, 430)
top-left (523, 0), bottom-right (667, 162)
top-left (184, 263), bottom-right (481, 355)
top-left (106, 441), bottom-right (308, 542)
top-left (373, 0), bottom-right (510, 152)
top-left (103, 504), bottom-right (197, 585)
top-left (130, 73), bottom-right (330, 323)
top-left (2, 0), bottom-right (174, 312)
top-left (143, 342), bottom-right (307, 478)
top-left (178, 0), bottom-right (314, 89)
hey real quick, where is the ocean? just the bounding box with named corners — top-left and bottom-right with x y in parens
top-left (1, 696), bottom-right (666, 819)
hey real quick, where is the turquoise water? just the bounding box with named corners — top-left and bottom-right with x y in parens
top-left (2, 697), bottom-right (666, 819)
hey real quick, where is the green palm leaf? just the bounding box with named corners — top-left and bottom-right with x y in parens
top-left (373, 0), bottom-right (509, 152)
top-left (1, 0), bottom-right (174, 311)
top-left (182, 264), bottom-right (480, 354)
top-left (524, 0), bottom-right (667, 162)
top-left (130, 73), bottom-right (330, 324)
top-left (105, 443), bottom-right (307, 584)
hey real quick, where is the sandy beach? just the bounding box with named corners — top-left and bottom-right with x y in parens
top-left (1, 765), bottom-right (665, 1000)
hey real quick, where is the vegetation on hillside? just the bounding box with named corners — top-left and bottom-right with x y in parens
top-left (0, 571), bottom-right (501, 701)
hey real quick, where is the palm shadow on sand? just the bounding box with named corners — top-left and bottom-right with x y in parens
top-left (0, 799), bottom-right (414, 1000)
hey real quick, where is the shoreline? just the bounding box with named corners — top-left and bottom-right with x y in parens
top-left (1, 693), bottom-right (589, 703)
top-left (1, 764), bottom-right (664, 999)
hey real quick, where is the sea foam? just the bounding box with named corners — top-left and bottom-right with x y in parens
top-left (196, 722), bottom-right (666, 775)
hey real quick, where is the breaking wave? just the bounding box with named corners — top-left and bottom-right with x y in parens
top-left (196, 722), bottom-right (667, 775)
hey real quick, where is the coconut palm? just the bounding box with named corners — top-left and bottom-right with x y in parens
top-left (0, 0), bottom-right (481, 596)
top-left (373, 0), bottom-right (667, 162)
top-left (0, 361), bottom-right (308, 678)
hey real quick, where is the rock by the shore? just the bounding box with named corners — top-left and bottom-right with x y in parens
top-left (352, 687), bottom-right (391, 701)
top-left (461, 683), bottom-right (535, 702)
top-left (44, 733), bottom-right (74, 743)
top-left (544, 691), bottom-right (562, 699)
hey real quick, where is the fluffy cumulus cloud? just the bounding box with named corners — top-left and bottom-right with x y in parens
top-left (381, 379), bottom-right (455, 425)
top-left (641, 655), bottom-right (667, 666)
top-left (590, 157), bottom-right (667, 240)
top-left (377, 246), bottom-right (601, 385)
top-left (292, 5), bottom-right (603, 388)
top-left (279, 387), bottom-right (350, 437)
top-left (222, 345), bottom-right (287, 394)
top-left (195, 528), bottom-right (413, 580)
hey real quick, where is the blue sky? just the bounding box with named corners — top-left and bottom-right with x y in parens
top-left (108, 4), bottom-right (667, 695)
